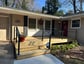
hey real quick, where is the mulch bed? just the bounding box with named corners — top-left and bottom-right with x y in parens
top-left (52, 46), bottom-right (84, 64)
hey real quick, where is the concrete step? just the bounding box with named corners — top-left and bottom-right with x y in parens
top-left (16, 49), bottom-right (50, 60)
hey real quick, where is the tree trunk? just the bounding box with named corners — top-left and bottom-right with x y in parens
top-left (80, 0), bottom-right (82, 12)
top-left (73, 0), bottom-right (76, 13)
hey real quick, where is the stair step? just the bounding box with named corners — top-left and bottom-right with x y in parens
top-left (16, 49), bottom-right (50, 60)
top-left (16, 46), bottom-right (39, 52)
top-left (15, 40), bottom-right (43, 48)
top-left (16, 45), bottom-right (47, 52)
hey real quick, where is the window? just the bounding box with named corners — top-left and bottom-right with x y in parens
top-left (29, 18), bottom-right (36, 29)
top-left (45, 20), bottom-right (50, 30)
top-left (71, 19), bottom-right (80, 28)
top-left (37, 19), bottom-right (43, 30)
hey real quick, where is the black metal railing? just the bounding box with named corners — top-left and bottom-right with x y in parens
top-left (14, 26), bottom-right (20, 55)
top-left (44, 28), bottom-right (77, 49)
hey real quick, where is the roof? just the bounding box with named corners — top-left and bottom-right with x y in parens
top-left (0, 7), bottom-right (84, 20)
top-left (62, 13), bottom-right (84, 19)
top-left (0, 7), bottom-right (60, 19)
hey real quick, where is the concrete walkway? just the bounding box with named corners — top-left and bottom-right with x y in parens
top-left (14, 54), bottom-right (64, 64)
top-left (0, 42), bottom-right (14, 64)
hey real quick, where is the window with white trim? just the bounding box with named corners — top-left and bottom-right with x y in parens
top-left (71, 19), bottom-right (80, 28)
top-left (45, 20), bottom-right (50, 30)
top-left (29, 18), bottom-right (36, 29)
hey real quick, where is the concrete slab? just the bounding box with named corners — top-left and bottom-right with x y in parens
top-left (14, 54), bottom-right (64, 64)
top-left (0, 43), bottom-right (14, 64)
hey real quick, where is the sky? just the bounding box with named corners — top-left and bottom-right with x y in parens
top-left (34, 0), bottom-right (84, 13)
top-left (34, 0), bottom-right (73, 13)
top-left (34, 0), bottom-right (46, 11)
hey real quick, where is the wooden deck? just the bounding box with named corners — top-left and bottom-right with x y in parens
top-left (15, 36), bottom-right (73, 59)
top-left (25, 36), bottom-right (72, 44)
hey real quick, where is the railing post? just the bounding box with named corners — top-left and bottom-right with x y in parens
top-left (16, 27), bottom-right (18, 42)
top-left (18, 34), bottom-right (20, 55)
top-left (49, 33), bottom-right (51, 49)
top-left (14, 26), bottom-right (15, 40)
top-left (42, 27), bottom-right (44, 41)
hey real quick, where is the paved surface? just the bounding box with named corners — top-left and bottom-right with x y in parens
top-left (0, 42), bottom-right (14, 64)
top-left (14, 54), bottom-right (64, 64)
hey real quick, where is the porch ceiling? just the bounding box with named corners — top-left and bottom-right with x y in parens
top-left (0, 7), bottom-right (60, 19)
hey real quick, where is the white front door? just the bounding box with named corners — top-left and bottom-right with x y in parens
top-left (0, 17), bottom-right (9, 41)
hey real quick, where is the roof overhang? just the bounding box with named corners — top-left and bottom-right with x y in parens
top-left (0, 7), bottom-right (61, 19)
top-left (62, 14), bottom-right (84, 20)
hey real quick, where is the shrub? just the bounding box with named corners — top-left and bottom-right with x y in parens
top-left (51, 40), bottom-right (79, 53)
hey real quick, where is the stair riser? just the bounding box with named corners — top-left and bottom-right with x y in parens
top-left (16, 47), bottom-right (39, 52)
top-left (16, 46), bottom-right (47, 52)
top-left (17, 51), bottom-right (50, 60)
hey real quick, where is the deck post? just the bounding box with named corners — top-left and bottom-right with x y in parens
top-left (42, 23), bottom-right (44, 41)
top-left (18, 34), bottom-right (20, 55)
top-left (49, 33), bottom-right (51, 49)
top-left (42, 19), bottom-right (45, 41)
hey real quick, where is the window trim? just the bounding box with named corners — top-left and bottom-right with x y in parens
top-left (71, 18), bottom-right (81, 29)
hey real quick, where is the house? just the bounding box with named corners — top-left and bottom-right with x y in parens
top-left (0, 7), bottom-right (83, 59)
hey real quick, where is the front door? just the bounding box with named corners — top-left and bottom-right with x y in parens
top-left (62, 21), bottom-right (68, 37)
top-left (0, 17), bottom-right (9, 41)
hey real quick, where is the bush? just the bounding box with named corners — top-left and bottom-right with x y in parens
top-left (51, 40), bottom-right (79, 53)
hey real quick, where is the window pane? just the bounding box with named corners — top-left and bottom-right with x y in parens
top-left (45, 20), bottom-right (50, 30)
top-left (72, 20), bottom-right (80, 28)
top-left (38, 19), bottom-right (43, 30)
top-left (29, 18), bottom-right (36, 29)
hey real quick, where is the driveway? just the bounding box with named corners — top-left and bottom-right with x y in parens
top-left (0, 42), bottom-right (14, 64)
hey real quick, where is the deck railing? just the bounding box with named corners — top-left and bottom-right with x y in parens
top-left (14, 26), bottom-right (20, 55)
top-left (45, 29), bottom-right (77, 49)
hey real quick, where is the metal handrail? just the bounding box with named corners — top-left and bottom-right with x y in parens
top-left (14, 26), bottom-right (20, 55)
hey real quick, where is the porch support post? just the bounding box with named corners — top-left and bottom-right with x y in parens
top-left (49, 19), bottom-right (52, 49)
top-left (42, 19), bottom-right (45, 41)
top-left (36, 18), bottom-right (38, 30)
top-left (50, 20), bottom-right (52, 35)
top-left (24, 16), bottom-right (28, 36)
top-left (9, 14), bottom-right (12, 43)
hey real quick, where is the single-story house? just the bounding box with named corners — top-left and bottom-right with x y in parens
top-left (0, 7), bottom-right (84, 45)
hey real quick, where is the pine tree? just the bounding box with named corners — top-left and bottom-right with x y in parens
top-left (42, 0), bottom-right (60, 15)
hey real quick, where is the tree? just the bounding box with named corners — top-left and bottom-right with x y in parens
top-left (55, 10), bottom-right (64, 16)
top-left (67, 0), bottom-right (84, 13)
top-left (65, 10), bottom-right (74, 16)
top-left (0, 0), bottom-right (35, 10)
top-left (73, 0), bottom-right (76, 13)
top-left (42, 0), bottom-right (60, 15)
